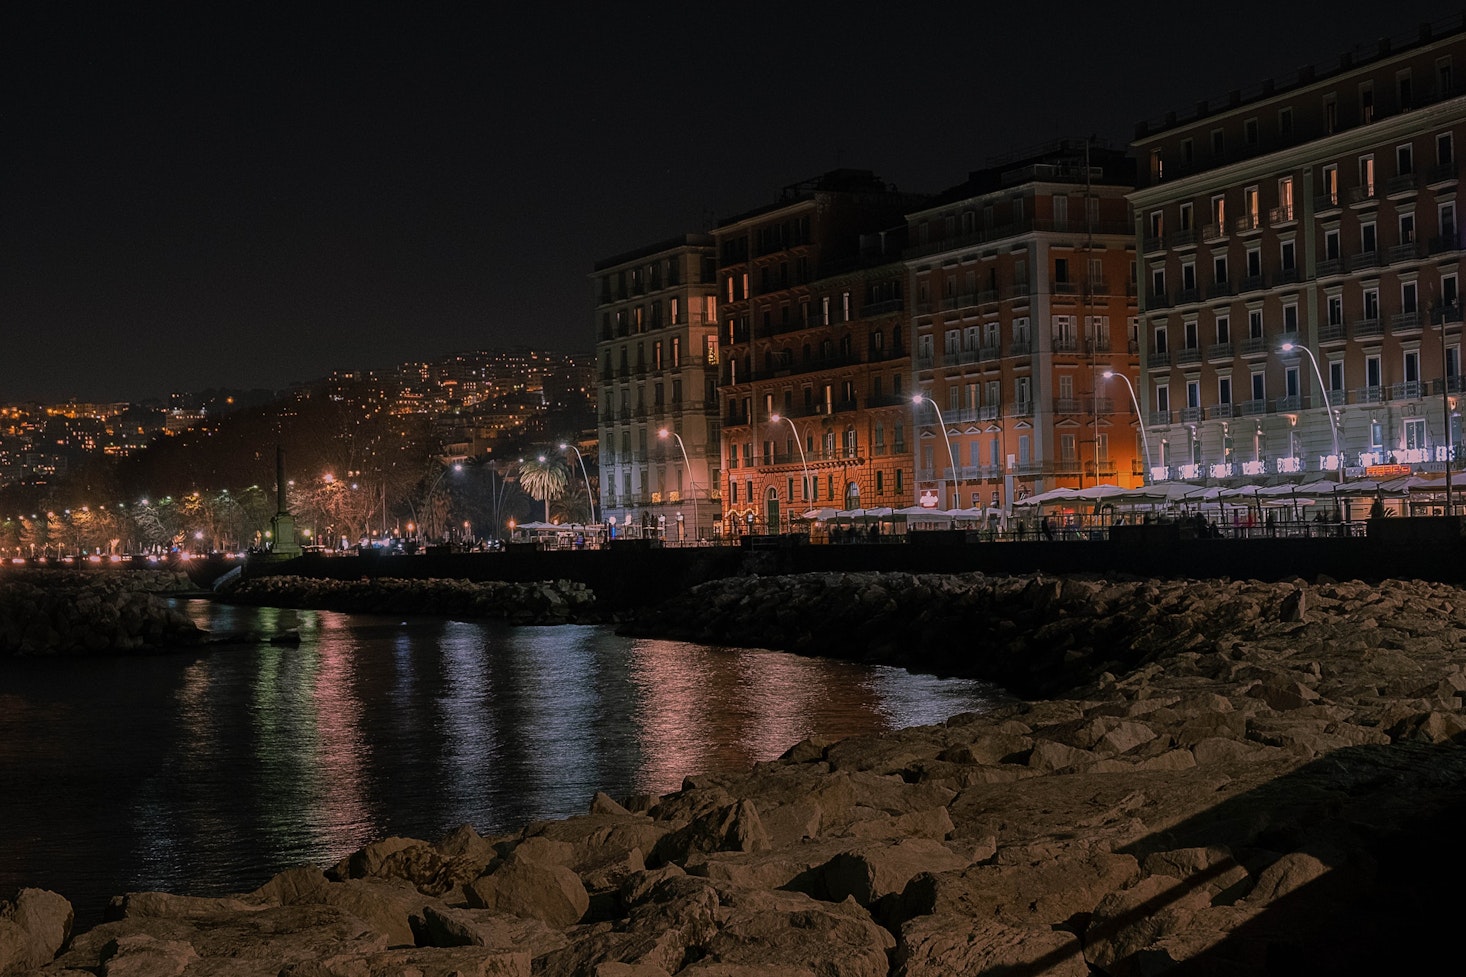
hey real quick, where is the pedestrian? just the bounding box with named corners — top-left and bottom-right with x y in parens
top-left (1370, 494), bottom-right (1386, 519)
top-left (1041, 515), bottom-right (1055, 540)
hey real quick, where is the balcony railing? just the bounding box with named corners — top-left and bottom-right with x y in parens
top-left (1176, 347), bottom-right (1202, 365)
top-left (1009, 340), bottom-right (1032, 356)
top-left (1392, 311), bottom-right (1422, 332)
top-left (1208, 404), bottom-right (1234, 420)
top-left (1391, 380), bottom-right (1424, 400)
top-left (1353, 386), bottom-right (1386, 404)
top-left (1274, 395), bottom-right (1300, 412)
top-left (1317, 322), bottom-right (1348, 343)
top-left (1206, 341), bottom-right (1235, 360)
top-left (1180, 406), bottom-right (1203, 423)
top-left (1388, 243), bottom-right (1422, 264)
top-left (1238, 399), bottom-right (1268, 416)
top-left (1348, 251), bottom-right (1381, 271)
top-left (1052, 335), bottom-right (1080, 353)
top-left (1005, 401), bottom-right (1034, 417)
top-left (1149, 410), bottom-right (1172, 426)
top-left (1353, 317), bottom-right (1384, 338)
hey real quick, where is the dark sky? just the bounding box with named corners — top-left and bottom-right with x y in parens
top-left (5, 1), bottom-right (1463, 403)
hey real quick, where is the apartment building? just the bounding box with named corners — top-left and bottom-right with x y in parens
top-left (906, 141), bottom-right (1141, 509)
top-left (593, 235), bottom-right (720, 540)
top-left (1131, 17), bottom-right (1466, 486)
top-left (715, 170), bottom-right (924, 535)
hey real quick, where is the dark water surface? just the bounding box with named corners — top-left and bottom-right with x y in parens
top-left (0, 600), bottom-right (1000, 924)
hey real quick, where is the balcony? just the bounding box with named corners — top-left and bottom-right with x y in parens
top-left (1314, 192), bottom-right (1342, 214)
top-left (1206, 281), bottom-right (1236, 299)
top-left (1316, 322), bottom-right (1348, 343)
top-left (1429, 234), bottom-right (1461, 255)
top-left (1239, 274), bottom-right (1267, 295)
top-left (1208, 403), bottom-right (1234, 420)
top-left (1391, 380), bottom-right (1424, 400)
top-left (1086, 337), bottom-right (1112, 354)
top-left (1149, 410), bottom-right (1173, 426)
top-left (1348, 185), bottom-right (1377, 206)
top-left (1176, 347), bottom-right (1203, 365)
top-left (1353, 317), bottom-right (1384, 338)
top-left (1426, 162), bottom-right (1459, 189)
top-left (1238, 399), bottom-right (1268, 416)
top-left (1055, 398), bottom-right (1082, 414)
top-left (1389, 242), bottom-right (1422, 264)
top-left (1316, 257), bottom-right (1344, 277)
top-left (1052, 335), bottom-right (1080, 353)
top-left (1171, 228), bottom-right (1199, 249)
top-left (1005, 401), bottom-right (1034, 417)
top-left (1386, 173), bottom-right (1419, 198)
top-left (1206, 341), bottom-right (1235, 361)
top-left (1234, 213), bottom-right (1264, 234)
top-left (1241, 337), bottom-right (1268, 356)
top-left (1180, 406), bottom-right (1204, 423)
top-left (1009, 340), bottom-right (1032, 356)
top-left (1273, 395), bottom-right (1300, 412)
top-left (1177, 287), bottom-right (1201, 305)
top-left (1202, 222), bottom-right (1227, 243)
top-left (1143, 350), bottom-right (1170, 369)
top-left (1093, 397), bottom-right (1114, 414)
top-left (916, 353), bottom-right (935, 370)
top-left (1348, 251), bottom-right (1380, 271)
top-left (1353, 386), bottom-right (1386, 404)
top-left (1433, 303), bottom-right (1464, 325)
top-left (1392, 311), bottom-right (1422, 333)
top-left (980, 344), bottom-right (1002, 361)
top-left (1269, 204), bottom-right (1296, 225)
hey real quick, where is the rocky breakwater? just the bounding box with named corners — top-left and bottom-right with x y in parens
top-left (227, 575), bottom-right (601, 625)
top-left (0, 570), bottom-right (202, 655)
top-left (8, 573), bottom-right (1466, 974)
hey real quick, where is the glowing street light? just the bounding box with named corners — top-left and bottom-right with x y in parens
top-left (657, 428), bottom-right (697, 543)
top-left (560, 442), bottom-right (597, 526)
top-left (1102, 370), bottom-right (1153, 485)
top-left (1279, 342), bottom-right (1343, 485)
top-left (911, 393), bottom-right (961, 509)
top-left (768, 413), bottom-right (810, 511)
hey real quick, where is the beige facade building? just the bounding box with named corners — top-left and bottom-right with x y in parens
top-left (1131, 18), bottom-right (1466, 489)
top-left (593, 235), bottom-right (720, 540)
top-left (906, 141), bottom-right (1142, 509)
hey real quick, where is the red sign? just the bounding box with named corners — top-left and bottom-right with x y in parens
top-left (1364, 464), bottom-right (1411, 478)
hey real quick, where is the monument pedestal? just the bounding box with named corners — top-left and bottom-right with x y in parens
top-left (269, 512), bottom-right (303, 559)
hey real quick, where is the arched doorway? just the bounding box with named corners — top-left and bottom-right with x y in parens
top-left (766, 487), bottom-right (781, 534)
top-left (844, 481), bottom-right (860, 510)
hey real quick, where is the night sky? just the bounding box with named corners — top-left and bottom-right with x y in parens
top-left (5, 1), bottom-right (1463, 403)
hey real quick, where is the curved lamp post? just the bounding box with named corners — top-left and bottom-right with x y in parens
top-left (1102, 370), bottom-right (1153, 485)
top-left (559, 442), bottom-right (597, 526)
top-left (912, 393), bottom-right (961, 509)
top-left (657, 428), bottom-right (697, 543)
top-left (768, 413), bottom-right (811, 510)
top-left (413, 462), bottom-right (462, 537)
top-left (1279, 342), bottom-right (1343, 485)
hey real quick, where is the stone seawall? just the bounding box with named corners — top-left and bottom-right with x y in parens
top-left (226, 575), bottom-right (601, 625)
top-left (5, 572), bottom-right (1466, 973)
top-left (0, 570), bottom-right (202, 655)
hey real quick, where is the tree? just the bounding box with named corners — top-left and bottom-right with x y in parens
top-left (517, 452), bottom-right (569, 522)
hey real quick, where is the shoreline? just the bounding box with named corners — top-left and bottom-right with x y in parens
top-left (4, 571), bottom-right (1466, 972)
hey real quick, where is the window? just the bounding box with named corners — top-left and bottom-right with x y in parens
top-left (1405, 349), bottom-right (1420, 383)
top-left (1211, 128), bottom-right (1224, 155)
top-left (1248, 308), bottom-right (1264, 340)
top-left (1148, 210), bottom-right (1164, 239)
top-left (1277, 177), bottom-right (1294, 220)
top-left (1279, 107), bottom-right (1293, 137)
top-left (1054, 194), bottom-right (1069, 225)
top-left (1364, 287), bottom-right (1380, 321)
top-left (1179, 202), bottom-right (1194, 230)
top-left (1213, 253), bottom-right (1228, 284)
top-left (1400, 212), bottom-right (1416, 245)
top-left (1152, 266), bottom-right (1165, 297)
top-left (1182, 261), bottom-right (1196, 291)
top-left (1398, 143), bottom-right (1415, 176)
top-left (1244, 118), bottom-right (1259, 144)
top-left (1329, 359), bottom-right (1344, 394)
top-left (1322, 164), bottom-right (1339, 205)
top-left (1366, 355), bottom-right (1382, 389)
top-left (1283, 302), bottom-right (1299, 333)
top-left (1246, 247), bottom-right (1262, 278)
top-left (1215, 313), bottom-right (1230, 344)
top-left (1362, 221), bottom-right (1377, 254)
top-left (1285, 366), bottom-right (1300, 399)
top-left (1325, 228), bottom-right (1341, 260)
top-left (1440, 201), bottom-right (1457, 248)
top-left (1153, 324), bottom-right (1168, 355)
top-left (1399, 69), bottom-right (1414, 110)
top-left (1186, 379), bottom-right (1201, 409)
top-left (1360, 155), bottom-right (1376, 197)
top-left (1156, 385), bottom-right (1170, 413)
top-left (1181, 138), bottom-right (1194, 164)
top-left (1327, 293), bottom-right (1344, 326)
top-left (1251, 372), bottom-right (1265, 401)
top-left (1324, 94), bottom-right (1338, 134)
top-left (1211, 194), bottom-right (1227, 233)
top-left (1439, 57), bottom-right (1454, 97)
top-left (1218, 376), bottom-right (1233, 404)
top-left (1184, 318), bottom-right (1199, 349)
top-left (1280, 239), bottom-right (1296, 272)
top-left (1402, 280), bottom-right (1418, 314)
top-left (1360, 82), bottom-right (1374, 124)
top-left (1439, 131), bottom-right (1456, 166)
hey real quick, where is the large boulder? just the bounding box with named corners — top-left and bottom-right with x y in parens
top-left (0, 888), bottom-right (73, 974)
top-left (464, 856), bottom-right (589, 929)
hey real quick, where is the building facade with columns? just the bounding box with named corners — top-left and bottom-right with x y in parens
top-left (1130, 17), bottom-right (1466, 491)
top-left (593, 235), bottom-right (721, 540)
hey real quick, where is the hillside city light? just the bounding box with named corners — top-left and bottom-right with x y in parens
top-left (1101, 371), bottom-right (1153, 485)
top-left (911, 393), bottom-right (961, 509)
top-left (1279, 342), bottom-right (1343, 485)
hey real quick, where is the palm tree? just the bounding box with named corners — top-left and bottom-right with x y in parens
top-left (518, 452), bottom-right (569, 522)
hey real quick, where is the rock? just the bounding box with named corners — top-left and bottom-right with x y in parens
top-left (821, 838), bottom-right (969, 907)
top-left (893, 914), bottom-right (1087, 977)
top-left (0, 888), bottom-right (73, 974)
top-left (1084, 874), bottom-right (1216, 974)
top-left (650, 800), bottom-right (770, 866)
top-left (465, 856), bottom-right (589, 929)
top-left (699, 887), bottom-right (894, 977)
top-left (417, 905), bottom-right (567, 957)
top-left (97, 933), bottom-right (199, 977)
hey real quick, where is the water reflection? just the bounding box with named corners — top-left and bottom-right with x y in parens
top-left (0, 600), bottom-right (1001, 924)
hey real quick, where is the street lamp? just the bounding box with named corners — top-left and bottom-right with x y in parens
top-left (560, 442), bottom-right (597, 526)
top-left (912, 393), bottom-right (961, 509)
top-left (1279, 342), bottom-right (1343, 485)
top-left (657, 428), bottom-right (697, 543)
top-left (768, 413), bottom-right (810, 512)
top-left (415, 462), bottom-right (463, 538)
top-left (1102, 370), bottom-right (1153, 485)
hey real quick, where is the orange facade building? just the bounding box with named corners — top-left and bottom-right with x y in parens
top-left (714, 171), bottom-right (924, 534)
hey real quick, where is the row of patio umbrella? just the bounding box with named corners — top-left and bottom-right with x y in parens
top-left (1013, 473), bottom-right (1461, 509)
